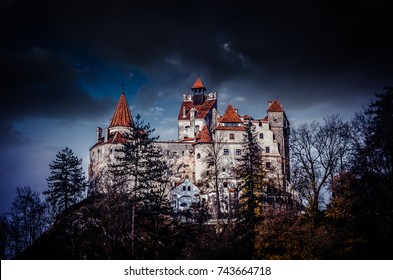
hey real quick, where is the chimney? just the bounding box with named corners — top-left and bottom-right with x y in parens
top-left (104, 128), bottom-right (109, 142)
top-left (96, 127), bottom-right (102, 143)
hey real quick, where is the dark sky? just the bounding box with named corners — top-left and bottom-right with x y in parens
top-left (0, 0), bottom-right (392, 212)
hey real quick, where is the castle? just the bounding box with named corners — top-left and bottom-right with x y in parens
top-left (88, 75), bottom-right (293, 215)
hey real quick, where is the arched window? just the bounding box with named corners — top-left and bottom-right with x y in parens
top-left (259, 133), bottom-right (264, 139)
top-left (197, 153), bottom-right (201, 159)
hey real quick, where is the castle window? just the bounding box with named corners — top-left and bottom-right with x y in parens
top-left (265, 146), bottom-right (270, 153)
top-left (259, 133), bottom-right (264, 139)
top-left (224, 149), bottom-right (229, 155)
top-left (187, 186), bottom-right (191, 191)
top-left (259, 122), bottom-right (262, 127)
top-left (183, 186), bottom-right (186, 191)
top-left (236, 149), bottom-right (241, 156)
top-left (182, 151), bottom-right (185, 156)
top-left (229, 133), bottom-right (234, 140)
top-left (173, 151), bottom-right (177, 156)
top-left (197, 153), bottom-right (201, 159)
top-left (167, 150), bottom-right (170, 156)
top-left (273, 134), bottom-right (276, 140)
top-left (266, 162), bottom-right (271, 169)
top-left (223, 182), bottom-right (228, 188)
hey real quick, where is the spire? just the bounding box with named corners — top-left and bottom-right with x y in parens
top-left (220, 104), bottom-right (243, 123)
top-left (109, 92), bottom-right (134, 128)
top-left (191, 74), bottom-right (206, 93)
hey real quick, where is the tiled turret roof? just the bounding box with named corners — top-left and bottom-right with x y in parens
top-left (196, 125), bottom-right (212, 143)
top-left (191, 74), bottom-right (206, 92)
top-left (109, 92), bottom-right (134, 128)
top-left (267, 99), bottom-right (284, 112)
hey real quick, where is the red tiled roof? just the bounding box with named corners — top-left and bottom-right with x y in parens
top-left (267, 99), bottom-right (284, 112)
top-left (220, 104), bottom-right (242, 123)
top-left (196, 125), bottom-right (212, 142)
top-left (261, 116), bottom-right (269, 122)
top-left (109, 92), bottom-right (134, 127)
top-left (90, 131), bottom-right (128, 149)
top-left (177, 99), bottom-right (217, 120)
top-left (191, 74), bottom-right (206, 91)
top-left (215, 125), bottom-right (246, 131)
top-left (242, 114), bottom-right (252, 120)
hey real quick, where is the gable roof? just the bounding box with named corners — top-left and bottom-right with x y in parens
top-left (109, 92), bottom-right (134, 128)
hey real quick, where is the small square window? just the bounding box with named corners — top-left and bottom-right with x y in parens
top-left (266, 162), bottom-right (271, 169)
top-left (236, 149), bottom-right (241, 156)
top-left (265, 146), bottom-right (270, 153)
top-left (230, 133), bottom-right (235, 140)
top-left (224, 149), bottom-right (229, 155)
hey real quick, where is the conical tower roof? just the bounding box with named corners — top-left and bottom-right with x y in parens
top-left (196, 125), bottom-right (212, 142)
top-left (191, 74), bottom-right (206, 92)
top-left (109, 92), bottom-right (134, 128)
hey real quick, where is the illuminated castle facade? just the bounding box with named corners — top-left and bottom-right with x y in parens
top-left (88, 76), bottom-right (294, 215)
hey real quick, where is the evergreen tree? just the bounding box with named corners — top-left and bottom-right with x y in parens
top-left (110, 114), bottom-right (172, 258)
top-left (0, 213), bottom-right (8, 259)
top-left (44, 147), bottom-right (87, 216)
top-left (349, 87), bottom-right (393, 258)
top-left (235, 123), bottom-right (266, 258)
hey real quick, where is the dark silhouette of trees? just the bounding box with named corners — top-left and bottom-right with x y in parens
top-left (346, 87), bottom-right (393, 258)
top-left (44, 147), bottom-right (87, 216)
top-left (0, 214), bottom-right (8, 259)
top-left (6, 187), bottom-right (46, 258)
top-left (109, 114), bottom-right (172, 259)
top-left (290, 115), bottom-right (350, 216)
top-left (235, 122), bottom-right (266, 258)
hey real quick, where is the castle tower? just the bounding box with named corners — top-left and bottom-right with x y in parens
top-left (88, 91), bottom-right (134, 195)
top-left (177, 75), bottom-right (217, 141)
top-left (267, 99), bottom-right (290, 190)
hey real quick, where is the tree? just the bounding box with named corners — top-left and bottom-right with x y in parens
top-left (0, 213), bottom-right (8, 259)
top-left (7, 187), bottom-right (46, 258)
top-left (44, 147), bottom-right (87, 216)
top-left (110, 114), bottom-right (172, 258)
top-left (348, 87), bottom-right (393, 258)
top-left (199, 131), bottom-right (228, 219)
top-left (235, 122), bottom-right (266, 258)
top-left (290, 114), bottom-right (349, 216)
